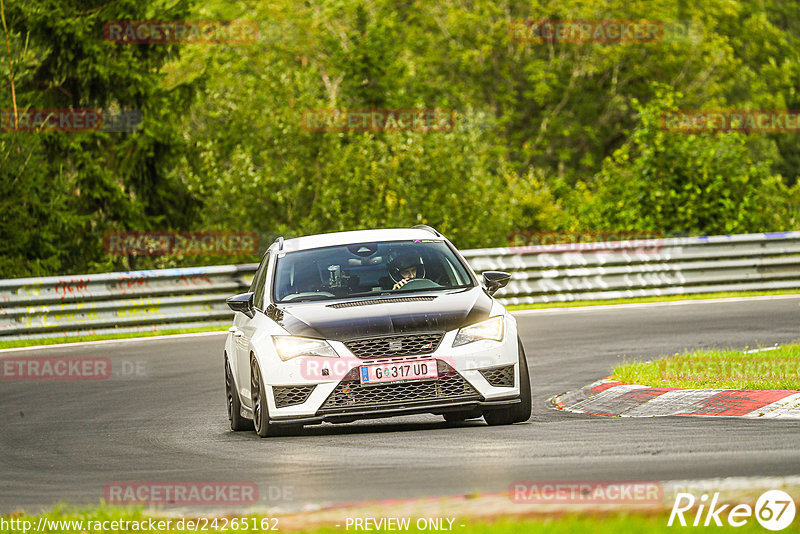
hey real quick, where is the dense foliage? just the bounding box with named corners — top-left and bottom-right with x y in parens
top-left (2, 0), bottom-right (799, 277)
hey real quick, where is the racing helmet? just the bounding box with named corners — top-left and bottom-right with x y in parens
top-left (387, 250), bottom-right (426, 283)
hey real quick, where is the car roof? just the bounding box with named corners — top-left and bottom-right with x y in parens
top-left (278, 228), bottom-right (443, 253)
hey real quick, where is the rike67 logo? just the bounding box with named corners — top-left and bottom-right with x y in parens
top-left (669, 490), bottom-right (796, 530)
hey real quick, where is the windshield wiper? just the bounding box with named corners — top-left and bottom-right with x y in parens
top-left (345, 291), bottom-right (384, 298)
top-left (288, 295), bottom-right (333, 303)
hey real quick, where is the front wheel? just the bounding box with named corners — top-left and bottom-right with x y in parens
top-left (250, 354), bottom-right (281, 438)
top-left (483, 338), bottom-right (532, 426)
top-left (225, 357), bottom-right (253, 431)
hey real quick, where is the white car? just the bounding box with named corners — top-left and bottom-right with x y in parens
top-left (223, 226), bottom-right (531, 437)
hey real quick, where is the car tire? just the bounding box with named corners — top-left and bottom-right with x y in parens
top-left (482, 338), bottom-right (532, 426)
top-left (225, 357), bottom-right (253, 431)
top-left (511, 339), bottom-right (532, 422)
top-left (250, 354), bottom-right (280, 438)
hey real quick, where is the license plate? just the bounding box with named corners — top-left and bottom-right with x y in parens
top-left (359, 359), bottom-right (438, 385)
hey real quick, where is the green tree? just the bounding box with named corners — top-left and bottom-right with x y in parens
top-left (0, 0), bottom-right (199, 277)
top-left (586, 84), bottom-right (791, 234)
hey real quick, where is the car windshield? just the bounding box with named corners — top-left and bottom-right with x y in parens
top-left (273, 240), bottom-right (474, 303)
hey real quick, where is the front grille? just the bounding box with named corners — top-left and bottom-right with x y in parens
top-left (344, 332), bottom-right (444, 359)
top-left (327, 296), bottom-right (436, 309)
top-left (273, 385), bottom-right (316, 408)
top-left (318, 360), bottom-right (480, 412)
top-left (479, 365), bottom-right (515, 387)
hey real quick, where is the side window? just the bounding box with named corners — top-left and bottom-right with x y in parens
top-left (250, 252), bottom-right (270, 310)
top-left (253, 251), bottom-right (271, 310)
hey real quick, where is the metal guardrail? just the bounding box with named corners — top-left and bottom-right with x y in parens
top-left (463, 231), bottom-right (800, 305)
top-left (0, 265), bottom-right (256, 341)
top-left (1, 232), bottom-right (798, 340)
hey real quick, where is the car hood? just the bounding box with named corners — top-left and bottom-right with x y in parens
top-left (266, 287), bottom-right (493, 341)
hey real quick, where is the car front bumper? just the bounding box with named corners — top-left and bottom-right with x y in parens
top-left (269, 397), bottom-right (521, 426)
top-left (251, 316), bottom-right (522, 424)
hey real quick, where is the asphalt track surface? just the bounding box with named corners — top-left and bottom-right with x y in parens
top-left (2, 296), bottom-right (799, 513)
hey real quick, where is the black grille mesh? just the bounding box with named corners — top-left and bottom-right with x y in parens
top-left (319, 360), bottom-right (480, 412)
top-left (344, 332), bottom-right (444, 359)
top-left (479, 365), bottom-right (515, 387)
top-left (273, 385), bottom-right (316, 408)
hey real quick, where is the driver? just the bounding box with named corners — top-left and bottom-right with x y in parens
top-left (388, 251), bottom-right (426, 290)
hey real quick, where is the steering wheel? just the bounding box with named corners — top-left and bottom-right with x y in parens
top-left (395, 278), bottom-right (442, 290)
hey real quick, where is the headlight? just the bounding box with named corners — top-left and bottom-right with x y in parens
top-left (272, 336), bottom-right (339, 361)
top-left (453, 316), bottom-right (505, 347)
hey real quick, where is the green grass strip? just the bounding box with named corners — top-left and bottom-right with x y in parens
top-left (613, 343), bottom-right (800, 390)
top-left (0, 326), bottom-right (226, 351)
top-left (507, 289), bottom-right (800, 311)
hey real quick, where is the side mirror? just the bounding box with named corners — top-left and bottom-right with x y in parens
top-left (226, 292), bottom-right (255, 319)
top-left (482, 271), bottom-right (511, 296)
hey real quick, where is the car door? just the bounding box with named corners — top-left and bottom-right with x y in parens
top-left (232, 250), bottom-right (271, 404)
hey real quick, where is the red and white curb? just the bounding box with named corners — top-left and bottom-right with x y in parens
top-left (552, 379), bottom-right (800, 419)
